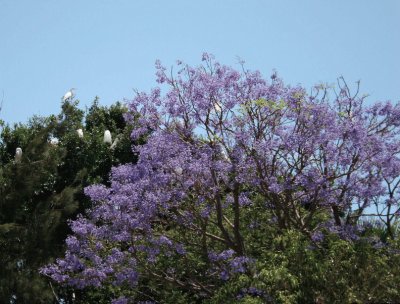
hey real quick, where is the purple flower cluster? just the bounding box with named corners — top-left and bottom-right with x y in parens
top-left (111, 297), bottom-right (128, 304)
top-left (323, 220), bottom-right (363, 241)
top-left (208, 250), bottom-right (252, 280)
top-left (311, 231), bottom-right (325, 243)
top-left (236, 287), bottom-right (274, 302)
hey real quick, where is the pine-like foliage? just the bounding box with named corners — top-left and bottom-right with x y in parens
top-left (0, 99), bottom-right (137, 303)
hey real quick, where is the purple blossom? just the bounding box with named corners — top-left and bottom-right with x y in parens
top-left (229, 256), bottom-right (251, 273)
top-left (311, 231), bottom-right (324, 243)
top-left (84, 184), bottom-right (110, 202)
top-left (208, 249), bottom-right (235, 262)
top-left (111, 297), bottom-right (129, 304)
top-left (220, 270), bottom-right (229, 281)
top-left (236, 287), bottom-right (274, 302)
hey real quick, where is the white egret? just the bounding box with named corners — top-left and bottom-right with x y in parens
top-left (62, 88), bottom-right (76, 102)
top-left (174, 166), bottom-right (183, 176)
top-left (103, 130), bottom-right (112, 144)
top-left (214, 101), bottom-right (222, 113)
top-left (49, 137), bottom-right (59, 145)
top-left (110, 136), bottom-right (119, 150)
top-left (77, 128), bottom-right (84, 138)
top-left (220, 145), bottom-right (231, 162)
top-left (15, 147), bottom-right (22, 162)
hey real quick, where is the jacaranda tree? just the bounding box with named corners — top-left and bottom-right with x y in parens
top-left (42, 54), bottom-right (400, 303)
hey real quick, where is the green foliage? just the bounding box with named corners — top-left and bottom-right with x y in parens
top-left (0, 99), bottom-right (136, 303)
top-left (130, 197), bottom-right (400, 303)
top-left (207, 224), bottom-right (400, 304)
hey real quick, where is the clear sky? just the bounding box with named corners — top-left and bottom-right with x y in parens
top-left (0, 0), bottom-right (399, 124)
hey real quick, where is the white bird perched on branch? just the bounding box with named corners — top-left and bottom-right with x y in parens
top-left (110, 136), bottom-right (120, 150)
top-left (15, 147), bottom-right (22, 162)
top-left (77, 129), bottom-right (84, 138)
top-left (49, 137), bottom-right (59, 145)
top-left (220, 145), bottom-right (231, 163)
top-left (214, 101), bottom-right (222, 113)
top-left (174, 166), bottom-right (183, 176)
top-left (103, 130), bottom-right (112, 144)
top-left (62, 88), bottom-right (76, 102)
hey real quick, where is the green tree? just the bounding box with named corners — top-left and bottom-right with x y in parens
top-left (0, 98), bottom-right (137, 303)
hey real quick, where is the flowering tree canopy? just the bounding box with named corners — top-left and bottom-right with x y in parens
top-left (42, 54), bottom-right (400, 302)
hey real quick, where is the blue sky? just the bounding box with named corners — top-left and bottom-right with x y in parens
top-left (0, 0), bottom-right (399, 124)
